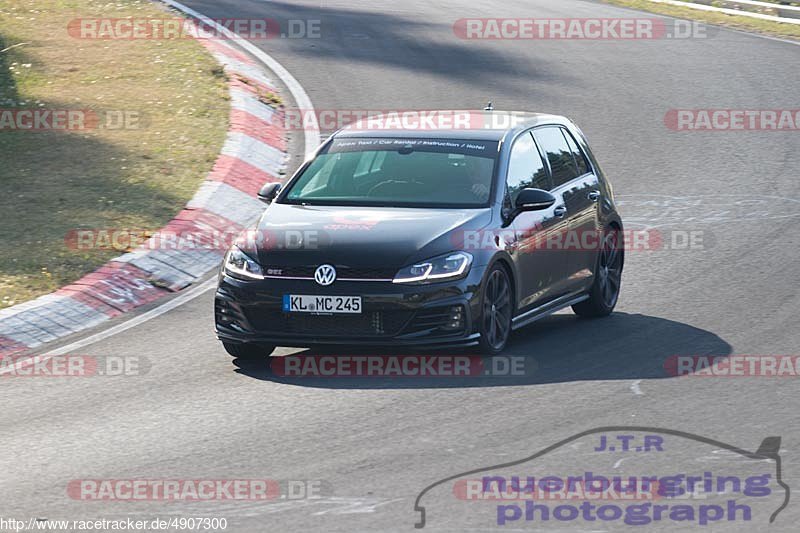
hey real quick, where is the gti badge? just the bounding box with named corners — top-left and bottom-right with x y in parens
top-left (314, 264), bottom-right (337, 286)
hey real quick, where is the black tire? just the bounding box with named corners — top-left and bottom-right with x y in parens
top-left (572, 228), bottom-right (623, 318)
top-left (222, 342), bottom-right (275, 359)
top-left (476, 264), bottom-right (513, 355)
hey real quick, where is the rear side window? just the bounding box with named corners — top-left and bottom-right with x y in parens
top-left (506, 132), bottom-right (549, 204)
top-left (562, 129), bottom-right (590, 177)
top-left (533, 127), bottom-right (580, 188)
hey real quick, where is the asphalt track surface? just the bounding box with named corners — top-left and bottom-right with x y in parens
top-left (2, 0), bottom-right (799, 531)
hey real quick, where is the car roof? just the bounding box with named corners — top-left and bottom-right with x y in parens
top-left (333, 110), bottom-right (570, 142)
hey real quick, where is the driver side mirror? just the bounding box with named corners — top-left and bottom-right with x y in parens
top-left (514, 188), bottom-right (556, 211)
top-left (257, 182), bottom-right (281, 204)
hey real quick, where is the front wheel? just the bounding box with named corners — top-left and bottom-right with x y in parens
top-left (222, 342), bottom-right (275, 359)
top-left (477, 265), bottom-right (513, 355)
top-left (572, 229), bottom-right (623, 318)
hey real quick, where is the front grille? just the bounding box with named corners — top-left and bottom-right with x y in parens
top-left (245, 307), bottom-right (413, 337)
top-left (263, 265), bottom-right (395, 280)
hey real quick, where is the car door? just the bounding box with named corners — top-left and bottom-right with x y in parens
top-left (561, 127), bottom-right (601, 287)
top-left (503, 130), bottom-right (571, 312)
top-left (531, 126), bottom-right (588, 296)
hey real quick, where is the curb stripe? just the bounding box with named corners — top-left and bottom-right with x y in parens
top-left (229, 109), bottom-right (287, 152)
top-left (208, 154), bottom-right (279, 196)
top-left (220, 131), bottom-right (287, 178)
top-left (230, 87), bottom-right (280, 124)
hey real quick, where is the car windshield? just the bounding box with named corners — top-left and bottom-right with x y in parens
top-left (282, 137), bottom-right (498, 208)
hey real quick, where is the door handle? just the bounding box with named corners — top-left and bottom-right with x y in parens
top-left (588, 190), bottom-right (600, 202)
top-left (553, 205), bottom-right (567, 218)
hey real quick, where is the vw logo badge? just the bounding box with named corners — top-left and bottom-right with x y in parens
top-left (314, 264), bottom-right (336, 286)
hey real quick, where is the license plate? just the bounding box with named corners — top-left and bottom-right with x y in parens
top-left (283, 295), bottom-right (362, 314)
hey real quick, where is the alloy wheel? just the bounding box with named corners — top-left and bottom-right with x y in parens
top-left (597, 231), bottom-right (622, 309)
top-left (482, 268), bottom-right (512, 351)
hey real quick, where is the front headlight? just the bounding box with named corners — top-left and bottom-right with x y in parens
top-left (393, 251), bottom-right (473, 284)
top-left (223, 245), bottom-right (264, 280)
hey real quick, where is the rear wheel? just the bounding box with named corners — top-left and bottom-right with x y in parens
top-left (222, 342), bottom-right (275, 359)
top-left (477, 265), bottom-right (513, 355)
top-left (572, 228), bottom-right (623, 318)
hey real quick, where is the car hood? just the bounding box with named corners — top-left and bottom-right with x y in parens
top-left (253, 203), bottom-right (493, 269)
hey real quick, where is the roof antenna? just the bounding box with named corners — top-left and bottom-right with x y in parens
top-left (484, 101), bottom-right (493, 111)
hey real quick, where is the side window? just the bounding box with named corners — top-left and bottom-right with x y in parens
top-left (533, 127), bottom-right (579, 188)
top-left (562, 129), bottom-right (590, 176)
top-left (506, 132), bottom-right (549, 204)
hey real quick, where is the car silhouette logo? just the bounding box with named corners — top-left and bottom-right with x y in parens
top-left (314, 264), bottom-right (337, 286)
top-left (413, 426), bottom-right (790, 528)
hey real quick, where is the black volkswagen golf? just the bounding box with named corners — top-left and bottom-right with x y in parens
top-left (215, 112), bottom-right (623, 356)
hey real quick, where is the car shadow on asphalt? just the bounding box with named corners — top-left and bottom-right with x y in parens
top-left (231, 312), bottom-right (732, 389)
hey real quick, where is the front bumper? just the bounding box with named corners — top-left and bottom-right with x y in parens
top-left (214, 268), bottom-right (485, 349)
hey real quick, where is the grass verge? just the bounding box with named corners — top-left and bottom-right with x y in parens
top-left (0, 0), bottom-right (229, 309)
top-left (602, 0), bottom-right (800, 41)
